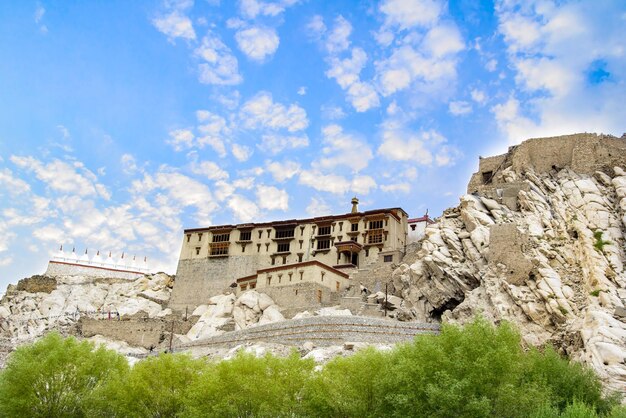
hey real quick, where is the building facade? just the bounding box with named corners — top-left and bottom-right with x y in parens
top-left (169, 199), bottom-right (409, 310)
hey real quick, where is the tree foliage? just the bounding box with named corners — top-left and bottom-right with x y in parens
top-left (0, 332), bottom-right (127, 418)
top-left (0, 319), bottom-right (623, 418)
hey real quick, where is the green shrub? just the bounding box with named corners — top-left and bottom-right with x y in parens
top-left (0, 332), bottom-right (127, 418)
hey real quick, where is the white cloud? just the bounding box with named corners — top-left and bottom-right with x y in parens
top-left (321, 105), bottom-right (346, 120)
top-left (239, 0), bottom-right (297, 19)
top-left (232, 143), bottom-right (252, 161)
top-left (10, 156), bottom-right (110, 199)
top-left (297, 86), bottom-right (307, 95)
top-left (33, 225), bottom-right (66, 243)
top-left (326, 47), bottom-right (367, 89)
top-left (346, 81), bottom-right (380, 112)
top-left (152, 11), bottom-right (196, 41)
top-left (259, 134), bottom-right (309, 154)
top-left (351, 175), bottom-right (377, 195)
top-left (266, 160), bottom-right (300, 182)
top-left (0, 168), bottom-right (31, 194)
top-left (314, 124), bottom-right (373, 172)
top-left (195, 33), bottom-right (243, 85)
top-left (493, 1), bottom-right (626, 143)
top-left (34, 3), bottom-right (47, 33)
top-left (326, 15), bottom-right (352, 54)
top-left (381, 183), bottom-right (411, 193)
top-left (380, 0), bottom-right (443, 30)
top-left (240, 91), bottom-right (308, 132)
top-left (190, 160), bottom-right (229, 180)
top-left (299, 170), bottom-right (350, 194)
top-left (306, 197), bottom-right (330, 216)
top-left (235, 26), bottom-right (280, 62)
top-left (121, 154), bottom-right (138, 174)
top-left (256, 185), bottom-right (289, 211)
top-left (470, 88), bottom-right (487, 104)
top-left (485, 59), bottom-right (497, 72)
top-left (378, 128), bottom-right (458, 166)
top-left (166, 129), bottom-right (195, 151)
top-left (228, 194), bottom-right (259, 222)
top-left (422, 23), bottom-right (464, 57)
top-left (196, 111), bottom-right (230, 157)
top-left (306, 15), bottom-right (326, 39)
top-left (449, 100), bottom-right (472, 115)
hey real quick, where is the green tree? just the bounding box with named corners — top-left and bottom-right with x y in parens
top-left (301, 347), bottom-right (389, 418)
top-left (184, 351), bottom-right (314, 418)
top-left (90, 353), bottom-right (207, 417)
top-left (0, 332), bottom-right (128, 418)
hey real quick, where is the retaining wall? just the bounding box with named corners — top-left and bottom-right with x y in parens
top-left (178, 316), bottom-right (440, 349)
top-left (45, 261), bottom-right (144, 280)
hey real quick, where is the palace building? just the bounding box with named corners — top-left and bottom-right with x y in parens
top-left (169, 198), bottom-right (410, 310)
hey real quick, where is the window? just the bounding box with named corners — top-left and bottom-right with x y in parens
top-left (258, 230), bottom-right (263, 239)
top-left (240, 284), bottom-right (248, 291)
top-left (384, 255), bottom-right (393, 262)
top-left (321, 272), bottom-right (325, 282)
top-left (289, 273), bottom-right (293, 282)
top-left (282, 256), bottom-right (287, 264)
top-left (239, 230), bottom-right (252, 241)
top-left (351, 223), bottom-right (359, 232)
top-left (257, 244), bottom-right (261, 252)
top-left (198, 233), bottom-right (203, 241)
top-left (212, 233), bottom-right (230, 243)
top-left (265, 243), bottom-right (270, 252)
top-left (186, 234), bottom-right (191, 242)
top-left (411, 224), bottom-right (416, 231)
top-left (275, 228), bottom-right (295, 239)
top-left (299, 271), bottom-right (303, 280)
top-left (299, 241), bottom-right (303, 249)
top-left (250, 282), bottom-right (256, 289)
top-left (195, 247), bottom-right (201, 255)
top-left (271, 258), bottom-right (275, 265)
top-left (278, 274), bottom-right (282, 284)
top-left (369, 220), bottom-right (383, 230)
top-left (339, 222), bottom-right (343, 231)
top-left (317, 239), bottom-right (330, 250)
top-left (277, 242), bottom-right (290, 253)
top-left (368, 231), bottom-right (383, 244)
top-left (298, 254), bottom-right (303, 262)
top-left (482, 171), bottom-right (493, 184)
top-left (295, 289), bottom-right (298, 295)
top-left (317, 290), bottom-right (322, 303)
top-left (267, 277), bottom-right (272, 286)
top-left (336, 281), bottom-right (340, 291)
top-left (210, 242), bottom-right (229, 256)
top-left (318, 225), bottom-right (331, 236)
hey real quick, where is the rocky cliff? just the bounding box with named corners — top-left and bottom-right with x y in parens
top-left (390, 141), bottom-right (626, 393)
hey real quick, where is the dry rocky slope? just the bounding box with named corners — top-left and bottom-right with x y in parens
top-left (0, 133), bottom-right (625, 395)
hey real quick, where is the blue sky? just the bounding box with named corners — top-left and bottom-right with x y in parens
top-left (0, 0), bottom-right (624, 288)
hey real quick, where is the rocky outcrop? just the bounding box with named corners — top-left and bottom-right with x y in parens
top-left (392, 164), bottom-right (626, 394)
top-left (15, 275), bottom-right (57, 294)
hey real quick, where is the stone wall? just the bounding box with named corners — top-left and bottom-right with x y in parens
top-left (169, 255), bottom-right (260, 310)
top-left (178, 316), bottom-right (440, 348)
top-left (258, 282), bottom-right (341, 318)
top-left (487, 223), bottom-right (533, 285)
top-left (45, 261), bottom-right (144, 280)
top-left (80, 317), bottom-right (195, 349)
top-left (16, 275), bottom-right (57, 293)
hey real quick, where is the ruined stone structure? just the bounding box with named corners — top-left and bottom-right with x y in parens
top-left (468, 133), bottom-right (626, 209)
top-left (169, 199), bottom-right (409, 310)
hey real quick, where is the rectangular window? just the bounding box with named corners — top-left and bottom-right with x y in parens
top-left (210, 242), bottom-right (229, 256)
top-left (258, 230), bottom-right (263, 239)
top-left (257, 244), bottom-right (261, 253)
top-left (240, 284), bottom-right (248, 291)
top-left (317, 239), bottom-right (330, 250)
top-left (239, 230), bottom-right (252, 241)
top-left (250, 282), bottom-right (256, 289)
top-left (384, 255), bottom-right (393, 262)
top-left (298, 254), bottom-right (303, 262)
top-left (195, 247), bottom-right (201, 255)
top-left (198, 233), bottom-right (203, 241)
top-left (351, 223), bottom-right (359, 231)
top-left (368, 220), bottom-right (383, 230)
top-left (277, 242), bottom-right (290, 253)
top-left (275, 228), bottom-right (295, 239)
top-left (318, 225), bottom-right (331, 236)
top-left (368, 231), bottom-right (383, 244)
top-left (212, 233), bottom-right (230, 243)
top-left (186, 234), bottom-right (191, 242)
